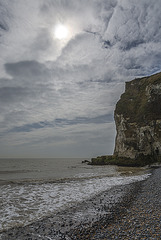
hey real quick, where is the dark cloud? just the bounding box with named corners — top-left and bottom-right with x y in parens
top-left (0, 23), bottom-right (8, 31)
top-left (120, 40), bottom-right (145, 51)
top-left (9, 114), bottom-right (113, 133)
top-left (0, 87), bottom-right (29, 103)
top-left (55, 114), bottom-right (113, 125)
top-left (0, 1), bottom-right (10, 35)
top-left (11, 121), bottom-right (51, 133)
top-left (0, 0), bottom-right (161, 157)
top-left (5, 61), bottom-right (48, 79)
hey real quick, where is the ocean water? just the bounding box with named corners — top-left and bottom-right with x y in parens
top-left (0, 158), bottom-right (150, 232)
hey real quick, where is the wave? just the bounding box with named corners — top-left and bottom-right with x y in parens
top-left (0, 173), bottom-right (118, 186)
top-left (0, 173), bottom-right (150, 232)
top-left (0, 169), bottom-right (36, 174)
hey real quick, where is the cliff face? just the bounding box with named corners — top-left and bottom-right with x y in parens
top-left (114, 72), bottom-right (161, 160)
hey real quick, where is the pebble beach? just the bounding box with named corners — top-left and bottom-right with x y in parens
top-left (1, 167), bottom-right (161, 240)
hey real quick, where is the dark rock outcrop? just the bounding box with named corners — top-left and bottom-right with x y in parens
top-left (114, 72), bottom-right (161, 161)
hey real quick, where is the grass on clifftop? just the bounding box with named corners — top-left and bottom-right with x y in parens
top-left (115, 72), bottom-right (161, 124)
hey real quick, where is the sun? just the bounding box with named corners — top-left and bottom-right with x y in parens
top-left (54, 24), bottom-right (69, 40)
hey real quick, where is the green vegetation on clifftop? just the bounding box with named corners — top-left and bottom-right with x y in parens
top-left (90, 155), bottom-right (160, 167)
top-left (115, 72), bottom-right (161, 124)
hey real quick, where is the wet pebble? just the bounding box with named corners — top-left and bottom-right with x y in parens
top-left (1, 168), bottom-right (161, 239)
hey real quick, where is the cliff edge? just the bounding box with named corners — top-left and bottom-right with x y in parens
top-left (114, 72), bottom-right (161, 162)
top-left (90, 72), bottom-right (161, 166)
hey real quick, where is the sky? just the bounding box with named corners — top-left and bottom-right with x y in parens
top-left (0, 0), bottom-right (161, 158)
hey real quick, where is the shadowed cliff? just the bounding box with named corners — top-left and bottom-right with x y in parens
top-left (90, 72), bottom-right (161, 166)
top-left (114, 72), bottom-right (161, 160)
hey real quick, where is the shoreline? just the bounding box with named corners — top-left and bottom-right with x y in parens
top-left (70, 167), bottom-right (161, 239)
top-left (0, 172), bottom-right (150, 240)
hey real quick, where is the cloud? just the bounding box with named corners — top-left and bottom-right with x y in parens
top-left (0, 0), bottom-right (161, 157)
top-left (0, 86), bottom-right (28, 103)
top-left (104, 0), bottom-right (161, 46)
top-left (0, 121), bottom-right (115, 157)
top-left (0, 22), bottom-right (8, 32)
top-left (5, 60), bottom-right (50, 83)
top-left (0, 1), bottom-right (10, 34)
top-left (8, 114), bottom-right (113, 134)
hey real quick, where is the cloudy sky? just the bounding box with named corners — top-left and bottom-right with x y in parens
top-left (0, 0), bottom-right (161, 158)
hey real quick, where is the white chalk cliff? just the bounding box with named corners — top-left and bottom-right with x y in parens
top-left (114, 72), bottom-right (161, 161)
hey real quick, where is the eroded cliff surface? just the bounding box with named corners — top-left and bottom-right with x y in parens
top-left (114, 72), bottom-right (161, 160)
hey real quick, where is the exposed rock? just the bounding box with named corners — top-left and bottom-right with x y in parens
top-left (82, 159), bottom-right (90, 164)
top-left (114, 72), bottom-right (161, 162)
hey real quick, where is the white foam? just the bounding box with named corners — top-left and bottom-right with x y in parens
top-left (0, 173), bottom-right (150, 232)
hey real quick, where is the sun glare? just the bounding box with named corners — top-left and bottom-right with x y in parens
top-left (54, 24), bottom-right (69, 40)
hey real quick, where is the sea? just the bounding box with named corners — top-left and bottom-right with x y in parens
top-left (0, 158), bottom-right (150, 233)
